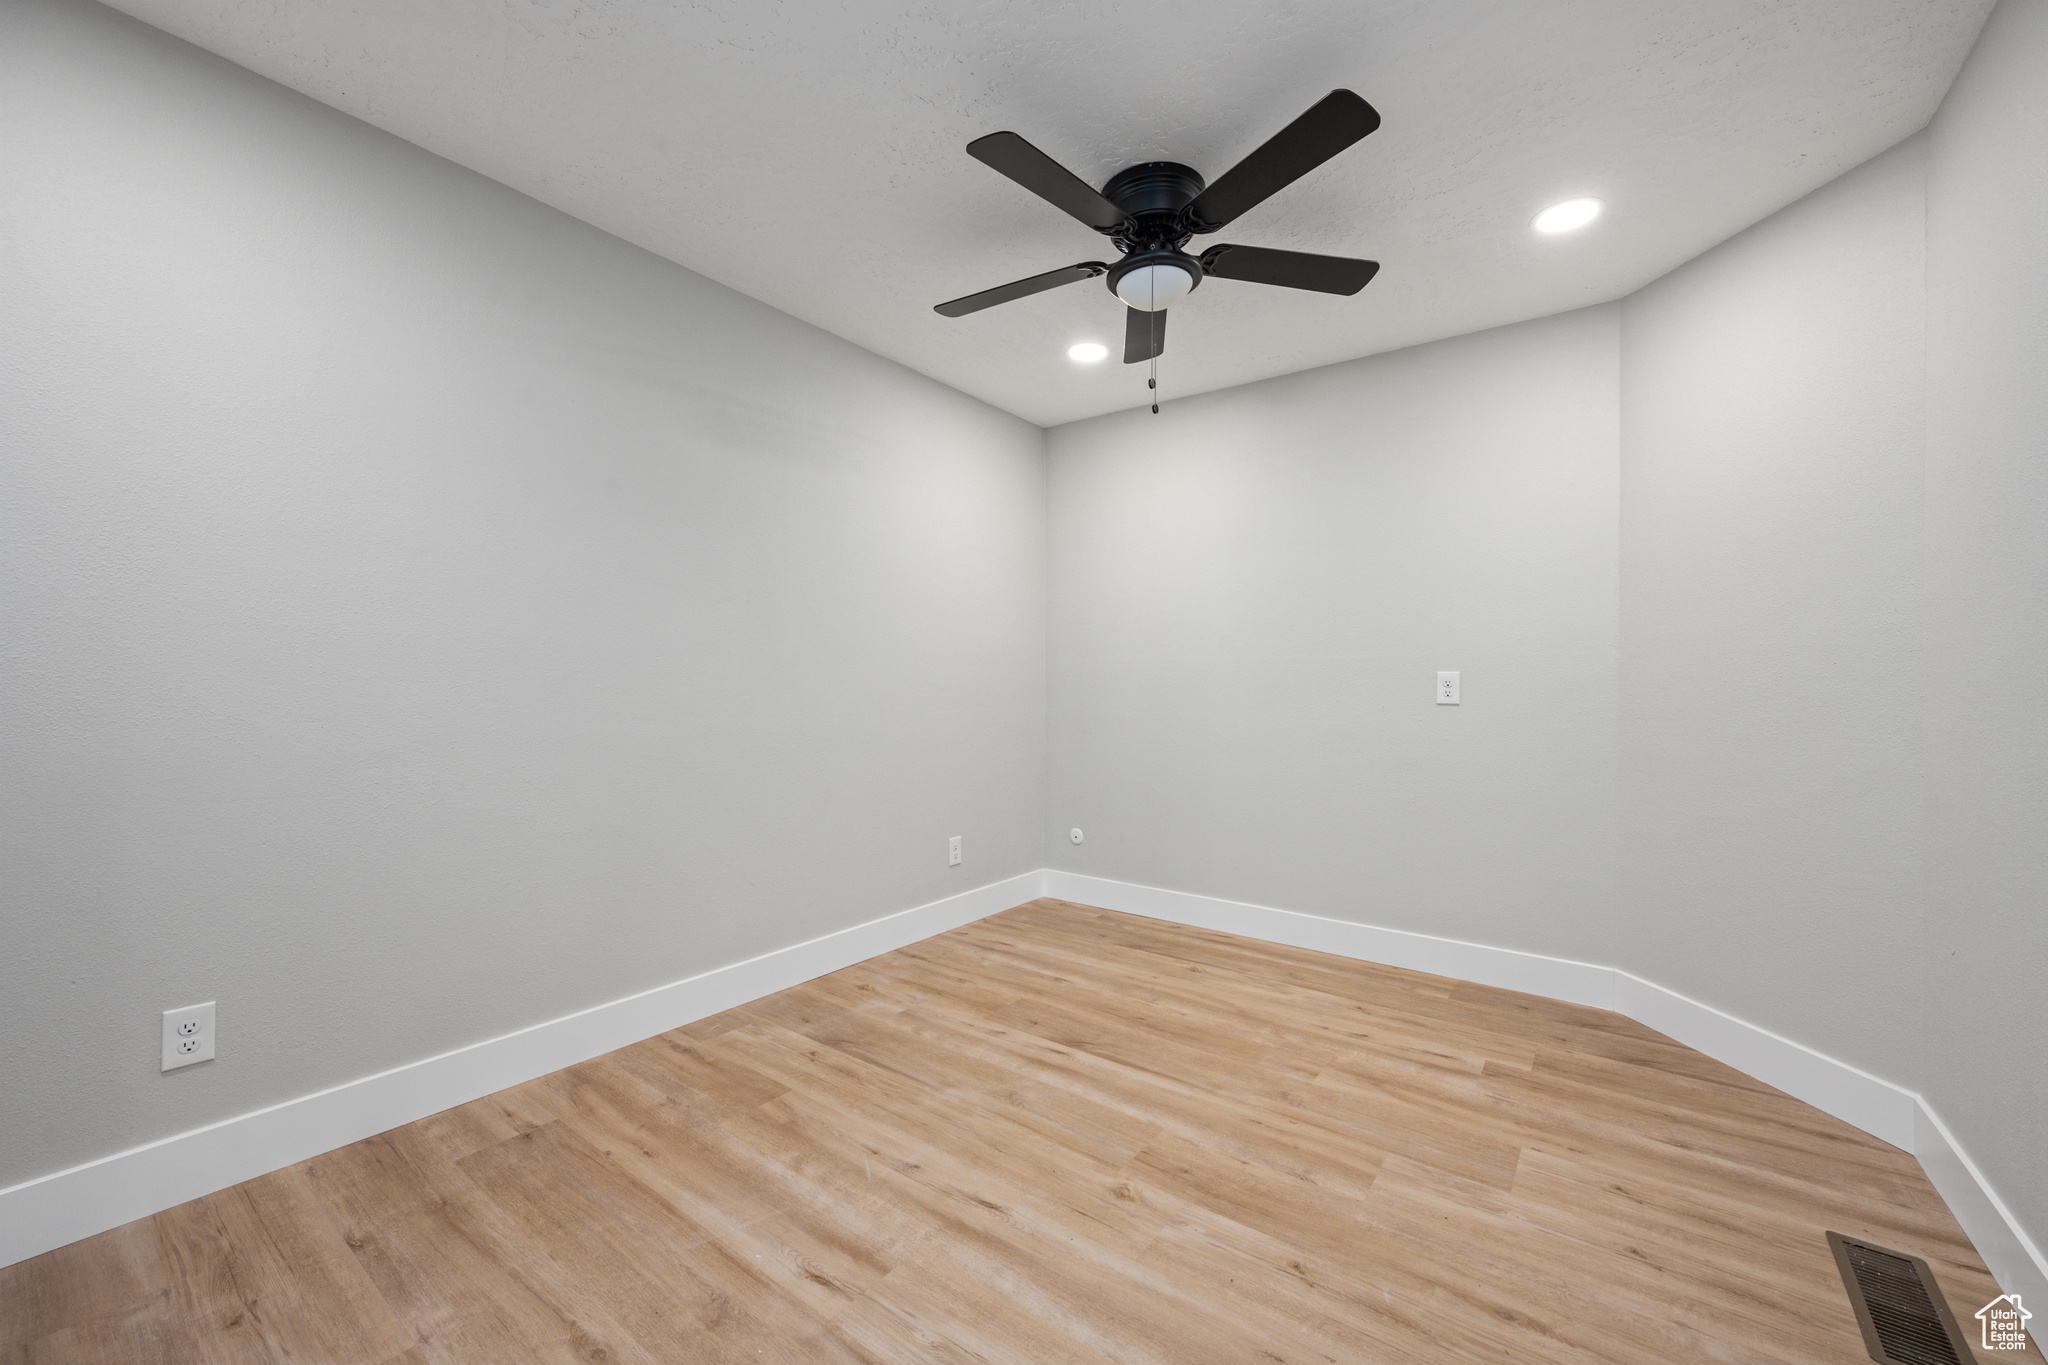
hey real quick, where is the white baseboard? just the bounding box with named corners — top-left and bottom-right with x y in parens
top-left (0, 869), bottom-right (1046, 1271)
top-left (1916, 1101), bottom-right (2048, 1316)
top-left (1040, 870), bottom-right (1616, 1009)
top-left (8, 865), bottom-right (2040, 1315)
top-left (1042, 869), bottom-right (2039, 1303)
top-left (1611, 971), bottom-right (1917, 1149)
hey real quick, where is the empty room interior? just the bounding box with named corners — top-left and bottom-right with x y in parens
top-left (3, 0), bottom-right (2046, 1360)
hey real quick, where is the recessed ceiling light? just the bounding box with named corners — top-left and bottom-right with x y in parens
top-left (1067, 342), bottom-right (1108, 363)
top-left (1534, 198), bottom-right (1603, 234)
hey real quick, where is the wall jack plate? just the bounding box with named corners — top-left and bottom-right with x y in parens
top-left (162, 1001), bottom-right (215, 1071)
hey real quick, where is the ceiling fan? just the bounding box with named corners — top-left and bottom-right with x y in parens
top-left (934, 91), bottom-right (1383, 367)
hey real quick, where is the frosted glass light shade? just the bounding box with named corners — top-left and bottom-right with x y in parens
top-left (1115, 263), bottom-right (1196, 311)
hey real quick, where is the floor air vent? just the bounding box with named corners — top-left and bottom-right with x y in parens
top-left (1827, 1231), bottom-right (1973, 1365)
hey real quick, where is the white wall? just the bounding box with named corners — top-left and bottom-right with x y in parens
top-left (1617, 135), bottom-right (1929, 1092)
top-left (1923, 0), bottom-right (2048, 1264)
top-left (1046, 307), bottom-right (1620, 965)
top-left (0, 0), bottom-right (1046, 1194)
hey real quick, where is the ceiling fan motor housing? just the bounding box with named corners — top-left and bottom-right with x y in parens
top-left (1101, 162), bottom-right (1205, 227)
top-left (1100, 162), bottom-right (1207, 309)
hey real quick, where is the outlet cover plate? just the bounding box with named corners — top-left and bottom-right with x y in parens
top-left (162, 1001), bottom-right (215, 1071)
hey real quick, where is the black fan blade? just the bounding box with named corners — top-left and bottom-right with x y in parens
top-left (934, 262), bottom-right (1109, 317)
top-left (1182, 91), bottom-right (1381, 232)
top-left (967, 132), bottom-right (1128, 231)
top-left (1124, 307), bottom-right (1166, 364)
top-left (1200, 244), bottom-right (1379, 295)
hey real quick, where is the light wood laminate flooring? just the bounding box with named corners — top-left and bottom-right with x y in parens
top-left (3, 898), bottom-right (2034, 1364)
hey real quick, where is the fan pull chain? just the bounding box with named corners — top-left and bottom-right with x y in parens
top-left (1149, 270), bottom-right (1161, 415)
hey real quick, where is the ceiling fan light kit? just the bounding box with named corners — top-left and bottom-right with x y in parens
top-left (934, 89), bottom-right (1385, 401)
top-left (1113, 261), bottom-right (1196, 312)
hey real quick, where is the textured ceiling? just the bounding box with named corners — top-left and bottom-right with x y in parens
top-left (107, 0), bottom-right (1989, 427)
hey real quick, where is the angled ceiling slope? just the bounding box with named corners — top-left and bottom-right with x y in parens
top-left (109, 0), bottom-right (1989, 426)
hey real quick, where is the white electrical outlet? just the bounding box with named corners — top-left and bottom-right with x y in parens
top-left (1070, 828), bottom-right (1085, 845)
top-left (162, 1001), bottom-right (215, 1071)
top-left (948, 835), bottom-right (962, 867)
top-left (1437, 671), bottom-right (1461, 705)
